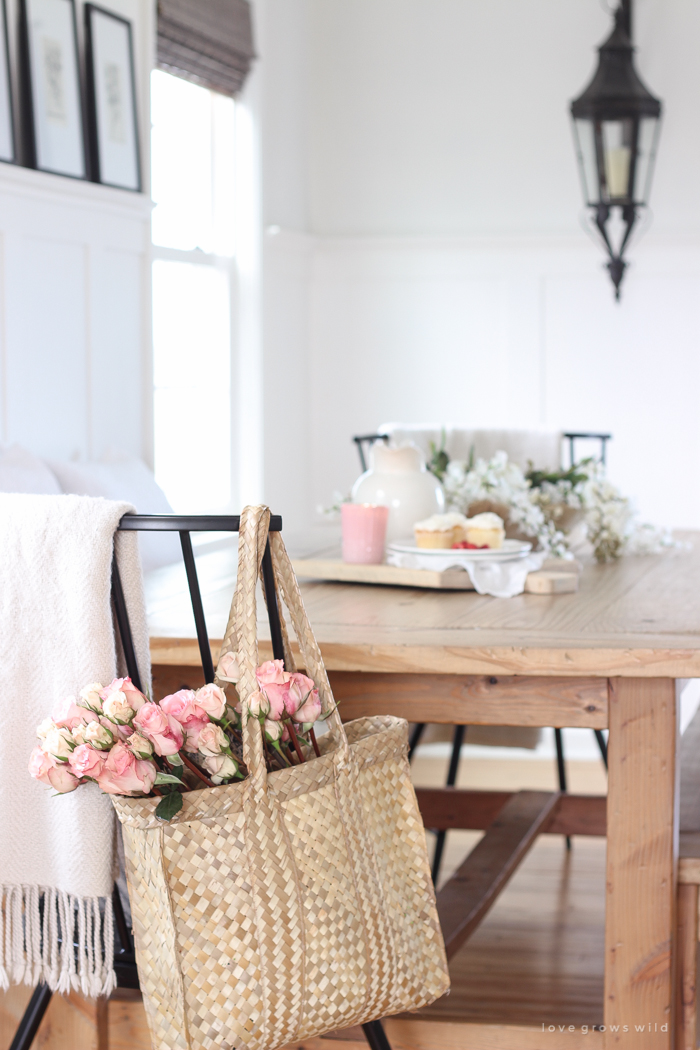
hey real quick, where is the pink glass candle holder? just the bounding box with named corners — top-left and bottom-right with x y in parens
top-left (341, 503), bottom-right (389, 564)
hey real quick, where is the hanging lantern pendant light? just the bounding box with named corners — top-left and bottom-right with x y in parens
top-left (570, 1), bottom-right (662, 299)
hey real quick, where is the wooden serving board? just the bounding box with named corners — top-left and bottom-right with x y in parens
top-left (291, 556), bottom-right (579, 594)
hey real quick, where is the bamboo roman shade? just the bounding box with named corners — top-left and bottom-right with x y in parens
top-left (157, 0), bottom-right (255, 97)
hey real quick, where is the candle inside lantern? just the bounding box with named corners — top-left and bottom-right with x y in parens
top-left (605, 145), bottom-right (631, 199)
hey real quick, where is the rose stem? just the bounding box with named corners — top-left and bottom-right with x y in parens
top-left (263, 735), bottom-right (278, 772)
top-left (284, 742), bottom-right (297, 765)
top-left (309, 727), bottom-right (321, 758)
top-left (272, 742), bottom-right (291, 768)
top-left (179, 751), bottom-right (215, 788)
top-left (286, 720), bottom-right (306, 764)
top-left (152, 786), bottom-right (163, 797)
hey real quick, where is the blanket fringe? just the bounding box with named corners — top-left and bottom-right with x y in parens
top-left (0, 886), bottom-right (115, 995)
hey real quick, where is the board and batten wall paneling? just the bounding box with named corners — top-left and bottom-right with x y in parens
top-left (543, 266), bottom-right (700, 528)
top-left (0, 0), bottom-right (153, 466)
top-left (4, 233), bottom-right (89, 457)
top-left (301, 233), bottom-right (700, 531)
top-left (0, 167), bottom-right (152, 461)
top-left (90, 248), bottom-right (146, 459)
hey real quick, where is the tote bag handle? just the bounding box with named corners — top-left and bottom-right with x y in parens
top-left (215, 505), bottom-right (349, 786)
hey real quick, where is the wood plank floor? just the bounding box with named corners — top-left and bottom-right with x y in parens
top-left (416, 833), bottom-right (605, 1028)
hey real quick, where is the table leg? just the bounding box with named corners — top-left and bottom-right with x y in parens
top-left (605, 678), bottom-right (679, 1048)
top-left (675, 883), bottom-right (698, 1050)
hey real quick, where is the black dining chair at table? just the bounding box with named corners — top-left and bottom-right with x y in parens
top-left (351, 428), bottom-right (610, 878)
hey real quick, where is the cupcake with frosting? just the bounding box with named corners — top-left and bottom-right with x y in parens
top-left (463, 512), bottom-right (505, 549)
top-left (413, 512), bottom-right (469, 549)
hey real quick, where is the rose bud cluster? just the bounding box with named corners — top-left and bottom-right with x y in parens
top-left (235, 659), bottom-right (325, 769)
top-left (29, 676), bottom-right (243, 804)
top-left (29, 659), bottom-right (326, 804)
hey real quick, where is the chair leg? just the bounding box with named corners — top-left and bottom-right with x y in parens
top-left (554, 728), bottom-right (571, 852)
top-left (408, 723), bottom-right (425, 762)
top-left (113, 885), bottom-right (133, 953)
top-left (594, 728), bottom-right (608, 769)
top-left (363, 1020), bottom-right (393, 1050)
top-left (432, 725), bottom-right (466, 885)
top-left (9, 983), bottom-right (53, 1050)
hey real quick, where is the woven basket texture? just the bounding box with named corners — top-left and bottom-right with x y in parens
top-left (112, 506), bottom-right (449, 1050)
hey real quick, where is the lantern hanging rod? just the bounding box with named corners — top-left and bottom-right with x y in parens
top-left (620, 0), bottom-right (631, 40)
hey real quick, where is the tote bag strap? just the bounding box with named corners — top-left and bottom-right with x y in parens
top-left (215, 505), bottom-right (349, 786)
top-left (215, 508), bottom-right (397, 1044)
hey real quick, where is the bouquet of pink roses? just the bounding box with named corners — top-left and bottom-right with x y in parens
top-left (29, 659), bottom-right (326, 820)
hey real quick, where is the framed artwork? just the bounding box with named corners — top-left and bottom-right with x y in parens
top-left (20, 0), bottom-right (86, 178)
top-left (0, 0), bottom-right (15, 163)
top-left (84, 4), bottom-right (140, 191)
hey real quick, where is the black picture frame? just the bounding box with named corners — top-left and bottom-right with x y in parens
top-left (84, 3), bottom-right (141, 192)
top-left (19, 0), bottom-right (87, 179)
top-left (0, 0), bottom-right (15, 164)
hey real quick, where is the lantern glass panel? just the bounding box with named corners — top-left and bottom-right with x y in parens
top-left (573, 118), bottom-right (599, 207)
top-left (635, 115), bottom-right (661, 205)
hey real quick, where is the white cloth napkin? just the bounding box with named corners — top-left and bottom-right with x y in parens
top-left (385, 549), bottom-right (547, 597)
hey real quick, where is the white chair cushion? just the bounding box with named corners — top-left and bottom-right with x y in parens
top-left (47, 457), bottom-right (181, 573)
top-left (379, 424), bottom-right (563, 472)
top-left (0, 444), bottom-right (62, 494)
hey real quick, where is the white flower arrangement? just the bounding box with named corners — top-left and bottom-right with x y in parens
top-left (440, 450), bottom-right (675, 563)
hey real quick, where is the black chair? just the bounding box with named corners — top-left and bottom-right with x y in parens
top-left (352, 433), bottom-right (610, 879)
top-left (11, 513), bottom-right (391, 1050)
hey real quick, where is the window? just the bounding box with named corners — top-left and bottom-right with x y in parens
top-left (151, 70), bottom-right (236, 512)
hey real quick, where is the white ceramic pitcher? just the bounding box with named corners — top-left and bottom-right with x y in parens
top-left (351, 442), bottom-right (444, 542)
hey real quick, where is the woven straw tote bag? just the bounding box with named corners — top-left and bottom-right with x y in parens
top-left (113, 505), bottom-right (449, 1050)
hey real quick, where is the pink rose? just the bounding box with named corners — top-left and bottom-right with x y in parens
top-left (101, 677), bottom-right (147, 712)
top-left (203, 754), bottom-right (238, 783)
top-left (28, 747), bottom-right (79, 793)
top-left (194, 684), bottom-right (227, 721)
top-left (133, 702), bottom-right (184, 756)
top-left (48, 764), bottom-right (80, 793)
top-left (196, 723), bottom-right (228, 757)
top-left (258, 682), bottom-right (287, 720)
top-left (263, 718), bottom-right (283, 742)
top-left (41, 724), bottom-right (76, 761)
top-left (160, 691), bottom-right (209, 751)
top-left (217, 651), bottom-right (241, 681)
top-left (286, 673), bottom-right (316, 716)
top-left (71, 710), bottom-right (100, 745)
top-left (260, 674), bottom-right (312, 720)
top-left (82, 719), bottom-right (114, 750)
top-left (69, 744), bottom-right (107, 780)
top-left (126, 732), bottom-right (154, 759)
top-left (181, 718), bottom-right (210, 751)
top-left (160, 689), bottom-right (203, 725)
top-left (52, 697), bottom-right (88, 729)
top-left (97, 743), bottom-right (156, 796)
top-left (79, 683), bottom-right (104, 712)
top-left (29, 746), bottom-right (55, 784)
top-left (293, 689), bottom-right (322, 725)
top-left (256, 660), bottom-right (288, 687)
top-left (246, 690), bottom-right (270, 720)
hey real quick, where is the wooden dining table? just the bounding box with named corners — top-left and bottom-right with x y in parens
top-left (147, 533), bottom-right (700, 1050)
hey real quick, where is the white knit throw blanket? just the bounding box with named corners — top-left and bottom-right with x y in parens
top-left (0, 494), bottom-right (151, 996)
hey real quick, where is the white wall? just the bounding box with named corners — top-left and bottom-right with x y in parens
top-left (257, 0), bottom-right (700, 533)
top-left (0, 0), bottom-right (153, 465)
